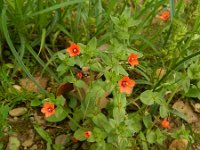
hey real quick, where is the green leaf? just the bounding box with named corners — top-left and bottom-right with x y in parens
top-left (140, 90), bottom-right (155, 105)
top-left (197, 81), bottom-right (200, 88)
top-left (109, 119), bottom-right (116, 128)
top-left (154, 93), bottom-right (166, 105)
top-left (90, 62), bottom-right (103, 72)
top-left (74, 128), bottom-right (87, 141)
top-left (68, 96), bottom-right (77, 109)
top-left (159, 105), bottom-right (169, 118)
top-left (113, 107), bottom-right (125, 124)
top-left (81, 82), bottom-right (105, 118)
top-left (88, 37), bottom-right (97, 50)
top-left (155, 128), bottom-right (166, 145)
top-left (169, 108), bottom-right (187, 122)
top-left (56, 63), bottom-right (66, 72)
top-left (69, 109), bottom-right (83, 131)
top-left (110, 16), bottom-right (120, 25)
top-left (38, 28), bottom-right (46, 55)
top-left (100, 53), bottom-right (112, 65)
top-left (67, 57), bottom-right (76, 66)
top-left (170, 125), bottom-right (190, 140)
top-left (53, 96), bottom-right (66, 106)
top-left (66, 75), bottom-right (76, 83)
top-left (113, 65), bottom-right (128, 76)
top-left (187, 64), bottom-right (200, 79)
top-left (184, 87), bottom-right (200, 99)
top-left (113, 94), bottom-right (127, 108)
top-left (34, 125), bottom-right (52, 144)
top-left (46, 107), bottom-right (68, 122)
top-left (128, 113), bottom-right (142, 133)
top-left (31, 99), bottom-right (42, 106)
top-left (143, 114), bottom-right (153, 128)
top-left (92, 113), bottom-right (112, 133)
top-left (139, 132), bottom-right (148, 150)
top-left (90, 127), bottom-right (107, 142)
top-left (146, 131), bottom-right (156, 144)
top-left (74, 80), bottom-right (86, 88)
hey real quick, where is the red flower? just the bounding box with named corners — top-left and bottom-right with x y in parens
top-left (118, 76), bottom-right (135, 94)
top-left (84, 131), bottom-right (92, 138)
top-left (66, 43), bottom-right (80, 57)
top-left (159, 10), bottom-right (170, 21)
top-left (161, 118), bottom-right (170, 129)
top-left (41, 102), bottom-right (55, 118)
top-left (76, 71), bottom-right (83, 79)
top-left (128, 53), bottom-right (139, 67)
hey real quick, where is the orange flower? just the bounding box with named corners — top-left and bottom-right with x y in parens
top-left (41, 102), bottom-right (55, 118)
top-left (76, 71), bottom-right (83, 79)
top-left (66, 43), bottom-right (80, 57)
top-left (128, 53), bottom-right (139, 67)
top-left (159, 10), bottom-right (170, 21)
top-left (118, 76), bottom-right (135, 94)
top-left (84, 131), bottom-right (92, 138)
top-left (161, 118), bottom-right (170, 129)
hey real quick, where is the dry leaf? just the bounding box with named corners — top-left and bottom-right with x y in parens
top-left (56, 83), bottom-right (74, 96)
top-left (155, 68), bottom-right (166, 79)
top-left (172, 100), bottom-right (198, 123)
top-left (169, 139), bottom-right (188, 150)
top-left (96, 92), bottom-right (110, 109)
top-left (190, 101), bottom-right (200, 113)
top-left (20, 77), bottom-right (49, 92)
top-left (98, 44), bottom-right (110, 51)
top-left (13, 85), bottom-right (22, 92)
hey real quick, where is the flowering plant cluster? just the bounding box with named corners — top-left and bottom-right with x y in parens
top-left (40, 34), bottom-right (176, 149)
top-left (38, 3), bottom-right (199, 149)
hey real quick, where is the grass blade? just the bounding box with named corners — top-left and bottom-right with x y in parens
top-left (1, 8), bottom-right (47, 93)
top-left (26, 44), bottom-right (60, 82)
top-left (28, 0), bottom-right (82, 17)
top-left (169, 0), bottom-right (175, 21)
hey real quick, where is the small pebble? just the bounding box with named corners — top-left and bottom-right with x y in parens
top-left (9, 107), bottom-right (28, 117)
top-left (30, 144), bottom-right (37, 150)
top-left (55, 134), bottom-right (67, 146)
top-left (6, 135), bottom-right (20, 150)
top-left (22, 139), bottom-right (34, 149)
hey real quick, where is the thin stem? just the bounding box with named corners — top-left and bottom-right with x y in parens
top-left (69, 69), bottom-right (83, 100)
top-left (166, 86), bottom-right (179, 105)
